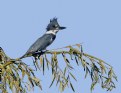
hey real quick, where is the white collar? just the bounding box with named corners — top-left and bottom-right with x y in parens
top-left (45, 30), bottom-right (58, 35)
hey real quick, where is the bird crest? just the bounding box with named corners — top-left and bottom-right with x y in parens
top-left (46, 17), bottom-right (59, 31)
top-left (50, 17), bottom-right (58, 22)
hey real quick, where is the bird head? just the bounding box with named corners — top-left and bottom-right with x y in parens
top-left (46, 18), bottom-right (66, 34)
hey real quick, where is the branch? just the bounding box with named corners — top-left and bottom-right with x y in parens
top-left (0, 44), bottom-right (117, 92)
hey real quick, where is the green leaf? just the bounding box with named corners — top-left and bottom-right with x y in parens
top-left (28, 77), bottom-right (34, 87)
top-left (67, 64), bottom-right (74, 70)
top-left (108, 68), bottom-right (113, 78)
top-left (49, 75), bottom-right (55, 88)
top-left (22, 70), bottom-right (25, 79)
top-left (69, 72), bottom-right (77, 81)
top-left (70, 82), bottom-right (75, 92)
top-left (45, 54), bottom-right (49, 70)
top-left (56, 75), bottom-right (60, 86)
top-left (90, 82), bottom-right (96, 91)
top-left (42, 58), bottom-right (45, 75)
top-left (35, 60), bottom-right (40, 70)
top-left (99, 61), bottom-right (106, 74)
top-left (75, 56), bottom-right (79, 66)
top-left (64, 67), bottom-right (66, 76)
top-left (85, 67), bottom-right (89, 78)
top-left (59, 81), bottom-right (63, 92)
top-left (62, 53), bottom-right (70, 63)
top-left (40, 56), bottom-right (43, 66)
top-left (80, 58), bottom-right (86, 70)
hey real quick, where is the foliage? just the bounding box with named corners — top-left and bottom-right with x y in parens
top-left (0, 48), bottom-right (42, 93)
top-left (0, 44), bottom-right (117, 93)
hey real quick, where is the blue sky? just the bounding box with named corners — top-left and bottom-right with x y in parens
top-left (0, 0), bottom-right (120, 93)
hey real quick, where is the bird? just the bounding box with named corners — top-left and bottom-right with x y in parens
top-left (20, 18), bottom-right (66, 59)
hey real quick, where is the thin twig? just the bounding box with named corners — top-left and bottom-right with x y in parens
top-left (50, 43), bottom-right (83, 50)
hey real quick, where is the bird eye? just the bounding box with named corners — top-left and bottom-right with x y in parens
top-left (53, 25), bottom-right (56, 28)
top-left (53, 25), bottom-right (58, 28)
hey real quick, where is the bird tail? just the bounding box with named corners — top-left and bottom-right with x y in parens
top-left (19, 53), bottom-right (33, 59)
top-left (19, 55), bottom-right (25, 59)
top-left (19, 54), bottom-right (27, 59)
top-left (19, 50), bottom-right (47, 59)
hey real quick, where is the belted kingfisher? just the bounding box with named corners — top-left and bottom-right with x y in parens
top-left (20, 18), bottom-right (66, 59)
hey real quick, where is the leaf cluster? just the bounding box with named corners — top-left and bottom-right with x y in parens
top-left (0, 44), bottom-right (117, 93)
top-left (0, 48), bottom-right (42, 93)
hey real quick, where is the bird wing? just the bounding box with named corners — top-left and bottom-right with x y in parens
top-left (25, 34), bottom-right (56, 56)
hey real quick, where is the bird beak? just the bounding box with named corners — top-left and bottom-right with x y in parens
top-left (59, 26), bottom-right (66, 30)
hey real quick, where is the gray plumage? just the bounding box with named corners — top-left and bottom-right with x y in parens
top-left (20, 18), bottom-right (66, 59)
top-left (20, 34), bottom-right (56, 58)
